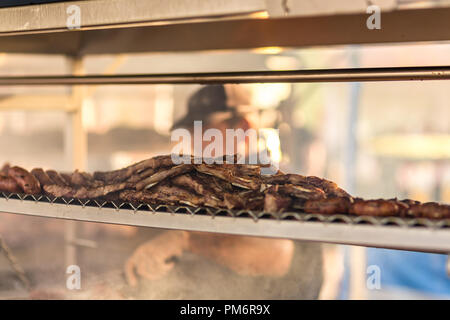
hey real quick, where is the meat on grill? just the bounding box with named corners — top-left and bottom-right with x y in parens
top-left (304, 197), bottom-right (352, 215)
top-left (195, 163), bottom-right (261, 190)
top-left (93, 155), bottom-right (177, 183)
top-left (0, 154), bottom-right (448, 220)
top-left (0, 175), bottom-right (22, 193)
top-left (0, 163), bottom-right (10, 176)
top-left (349, 199), bottom-right (400, 217)
top-left (8, 166), bottom-right (41, 195)
top-left (31, 168), bottom-right (53, 187)
top-left (135, 164), bottom-right (194, 190)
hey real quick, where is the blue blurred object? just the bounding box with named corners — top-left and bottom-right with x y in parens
top-left (0, 1), bottom-right (74, 8)
top-left (366, 248), bottom-right (450, 297)
top-left (338, 246), bottom-right (351, 300)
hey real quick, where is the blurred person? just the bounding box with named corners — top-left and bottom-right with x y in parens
top-left (123, 85), bottom-right (323, 299)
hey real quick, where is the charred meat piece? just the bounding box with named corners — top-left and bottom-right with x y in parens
top-left (196, 172), bottom-right (234, 194)
top-left (31, 168), bottom-right (54, 187)
top-left (263, 186), bottom-right (292, 213)
top-left (0, 175), bottom-right (22, 193)
top-left (223, 192), bottom-right (264, 210)
top-left (400, 199), bottom-right (421, 206)
top-left (262, 173), bottom-right (307, 185)
top-left (94, 155), bottom-right (177, 183)
top-left (172, 173), bottom-right (207, 195)
top-left (223, 193), bottom-right (245, 210)
top-left (231, 164), bottom-right (262, 177)
top-left (171, 173), bottom-right (223, 207)
top-left (385, 198), bottom-right (413, 217)
top-left (0, 163), bottom-right (10, 176)
top-left (263, 174), bottom-right (351, 198)
top-left (349, 199), bottom-right (399, 217)
top-left (304, 197), bottom-right (351, 215)
top-left (79, 182), bottom-right (133, 199)
top-left (69, 170), bottom-right (90, 187)
top-left (277, 184), bottom-right (326, 201)
top-left (119, 190), bottom-right (159, 205)
top-left (60, 172), bottom-right (73, 186)
top-left (136, 164), bottom-right (194, 191)
top-left (245, 195), bottom-right (265, 211)
top-left (44, 181), bottom-right (133, 199)
top-left (305, 176), bottom-right (351, 198)
top-left (120, 184), bottom-right (205, 207)
top-left (46, 170), bottom-right (69, 186)
top-left (8, 166), bottom-right (41, 195)
top-left (63, 170), bottom-right (103, 189)
top-left (195, 164), bottom-right (261, 190)
top-left (222, 190), bottom-right (264, 210)
top-left (126, 167), bottom-right (157, 183)
top-left (43, 184), bottom-right (74, 198)
top-left (406, 202), bottom-right (450, 220)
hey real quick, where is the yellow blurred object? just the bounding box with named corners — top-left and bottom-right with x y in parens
top-left (252, 46), bottom-right (284, 55)
top-left (442, 188), bottom-right (450, 202)
top-left (260, 128), bottom-right (282, 164)
top-left (249, 11), bottom-right (269, 19)
top-left (0, 53), bottom-right (7, 66)
top-left (368, 134), bottom-right (450, 160)
top-left (409, 191), bottom-right (430, 203)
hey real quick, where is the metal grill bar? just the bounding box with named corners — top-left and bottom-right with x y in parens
top-left (0, 194), bottom-right (449, 253)
top-left (0, 66), bottom-right (450, 85)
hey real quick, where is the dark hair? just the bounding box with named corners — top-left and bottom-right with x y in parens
top-left (172, 85), bottom-right (240, 130)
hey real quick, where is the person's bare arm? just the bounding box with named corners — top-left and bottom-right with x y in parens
top-left (125, 230), bottom-right (294, 286)
top-left (125, 230), bottom-right (189, 286)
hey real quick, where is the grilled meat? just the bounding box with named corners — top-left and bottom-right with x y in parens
top-left (120, 184), bottom-right (205, 207)
top-left (0, 175), bottom-right (22, 193)
top-left (0, 155), bottom-right (447, 220)
top-left (263, 186), bottom-right (292, 213)
top-left (8, 166), bottom-right (41, 195)
top-left (195, 163), bottom-right (261, 190)
top-left (0, 163), bottom-right (10, 176)
top-left (304, 197), bottom-right (351, 215)
top-left (349, 199), bottom-right (400, 217)
top-left (45, 170), bottom-right (69, 186)
top-left (406, 202), bottom-right (450, 220)
top-left (136, 164), bottom-right (194, 190)
top-left (94, 155), bottom-right (176, 183)
top-left (43, 181), bottom-right (133, 199)
top-left (171, 173), bottom-right (223, 207)
top-left (42, 184), bottom-right (74, 198)
top-left (263, 174), bottom-right (351, 199)
top-left (277, 184), bottom-right (326, 201)
top-left (31, 168), bottom-right (53, 187)
top-left (305, 176), bottom-right (351, 198)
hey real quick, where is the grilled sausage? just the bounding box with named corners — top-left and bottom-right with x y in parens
top-left (304, 197), bottom-right (351, 215)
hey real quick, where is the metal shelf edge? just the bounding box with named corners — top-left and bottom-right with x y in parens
top-left (0, 197), bottom-right (448, 253)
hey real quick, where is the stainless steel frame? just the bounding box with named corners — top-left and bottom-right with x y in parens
top-left (1, 6), bottom-right (450, 54)
top-left (0, 66), bottom-right (449, 85)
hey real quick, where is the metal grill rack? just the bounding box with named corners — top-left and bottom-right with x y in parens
top-left (0, 1), bottom-right (449, 258)
top-left (1, 193), bottom-right (449, 253)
